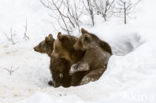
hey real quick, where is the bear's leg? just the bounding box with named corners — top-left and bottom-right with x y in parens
top-left (71, 71), bottom-right (88, 86)
top-left (70, 62), bottom-right (89, 75)
top-left (80, 68), bottom-right (105, 85)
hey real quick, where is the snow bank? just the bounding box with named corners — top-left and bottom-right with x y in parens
top-left (18, 92), bottom-right (85, 103)
top-left (0, 24), bottom-right (155, 103)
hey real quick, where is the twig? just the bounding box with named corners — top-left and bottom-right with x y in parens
top-left (23, 19), bottom-right (30, 40)
top-left (3, 66), bottom-right (19, 76)
top-left (4, 28), bottom-right (16, 45)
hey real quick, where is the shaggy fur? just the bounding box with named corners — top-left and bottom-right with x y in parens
top-left (34, 34), bottom-right (71, 88)
top-left (70, 28), bottom-right (112, 85)
top-left (51, 33), bottom-right (87, 86)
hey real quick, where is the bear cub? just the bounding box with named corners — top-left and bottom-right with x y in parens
top-left (70, 28), bottom-right (112, 85)
top-left (34, 34), bottom-right (71, 88)
top-left (51, 33), bottom-right (88, 86)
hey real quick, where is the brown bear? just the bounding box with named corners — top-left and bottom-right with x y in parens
top-left (34, 34), bottom-right (71, 88)
top-left (51, 33), bottom-right (88, 86)
top-left (69, 28), bottom-right (112, 85)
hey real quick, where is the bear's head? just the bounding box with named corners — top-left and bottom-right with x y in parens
top-left (51, 32), bottom-right (78, 64)
top-left (34, 34), bottom-right (55, 56)
top-left (74, 28), bottom-right (93, 51)
top-left (74, 28), bottom-right (112, 54)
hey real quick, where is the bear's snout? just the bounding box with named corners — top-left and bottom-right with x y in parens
top-left (33, 46), bottom-right (39, 52)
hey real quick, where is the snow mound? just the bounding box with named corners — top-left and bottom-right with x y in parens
top-left (85, 24), bottom-right (144, 56)
top-left (1, 26), bottom-right (153, 103)
top-left (17, 92), bottom-right (84, 103)
top-left (110, 32), bottom-right (143, 56)
top-left (1, 24), bottom-right (155, 103)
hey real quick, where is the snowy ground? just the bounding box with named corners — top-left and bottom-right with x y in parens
top-left (0, 0), bottom-right (156, 103)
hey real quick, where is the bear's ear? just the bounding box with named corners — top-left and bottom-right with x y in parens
top-left (57, 32), bottom-right (63, 40)
top-left (45, 34), bottom-right (54, 42)
top-left (81, 28), bottom-right (88, 34)
top-left (48, 34), bottom-right (53, 39)
top-left (83, 33), bottom-right (91, 41)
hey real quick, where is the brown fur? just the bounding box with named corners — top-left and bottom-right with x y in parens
top-left (50, 57), bottom-right (71, 87)
top-left (52, 33), bottom-right (87, 86)
top-left (34, 34), bottom-right (71, 88)
top-left (74, 28), bottom-right (112, 54)
top-left (52, 32), bottom-right (85, 65)
top-left (70, 28), bottom-right (112, 85)
top-left (34, 34), bottom-right (55, 57)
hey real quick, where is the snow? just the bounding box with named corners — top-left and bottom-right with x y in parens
top-left (0, 0), bottom-right (156, 103)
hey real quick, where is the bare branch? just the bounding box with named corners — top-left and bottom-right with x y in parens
top-left (94, 0), bottom-right (115, 21)
top-left (82, 0), bottom-right (95, 26)
top-left (4, 28), bottom-right (16, 45)
top-left (114, 0), bottom-right (141, 24)
top-left (41, 0), bottom-right (84, 33)
top-left (23, 19), bottom-right (30, 40)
